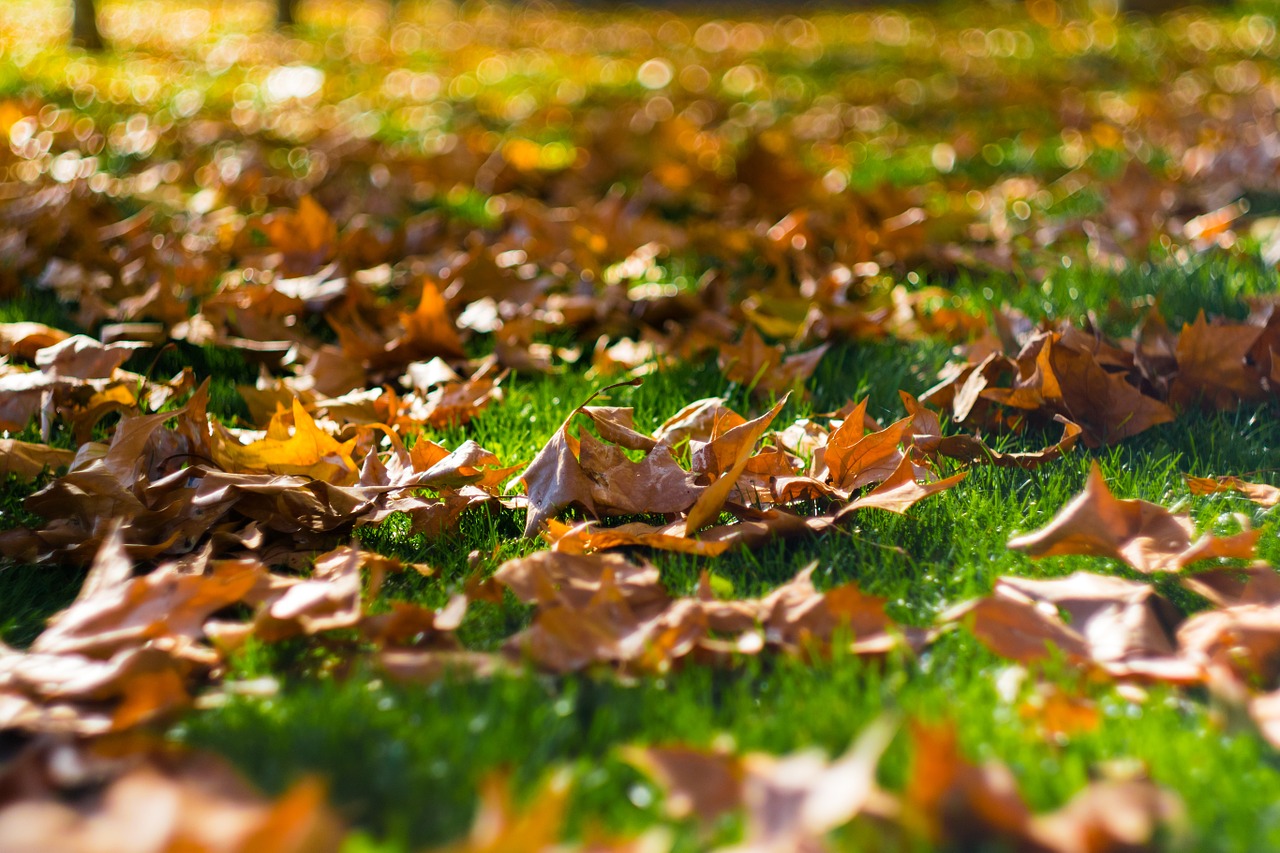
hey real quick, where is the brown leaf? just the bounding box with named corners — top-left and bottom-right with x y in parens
top-left (1029, 779), bottom-right (1185, 853)
top-left (494, 551), bottom-right (666, 611)
top-left (359, 596), bottom-right (467, 648)
top-left (34, 335), bottom-right (142, 380)
top-left (578, 433), bottom-right (703, 517)
top-left (0, 321), bottom-right (70, 360)
top-left (902, 390), bottom-right (1082, 470)
top-left (518, 380), bottom-right (642, 537)
top-left (1180, 565), bottom-right (1280, 608)
top-left (941, 573), bottom-right (1198, 681)
top-left (0, 439), bottom-right (74, 481)
top-left (1187, 475), bottom-right (1280, 508)
top-left (824, 412), bottom-right (911, 493)
top-left (731, 716), bottom-right (897, 850)
top-left (905, 721), bottom-right (1034, 847)
top-left (250, 545), bottom-right (366, 642)
top-left (1177, 602), bottom-right (1280, 689)
top-left (544, 519), bottom-right (733, 557)
top-left (652, 397), bottom-right (745, 446)
top-left (1008, 464), bottom-right (1256, 573)
top-left (253, 195), bottom-right (338, 276)
top-left (1042, 334), bottom-right (1174, 446)
top-left (0, 743), bottom-right (343, 853)
top-left (684, 395), bottom-right (787, 534)
top-left (0, 646), bottom-right (190, 735)
top-left (839, 453), bottom-right (967, 516)
top-left (760, 564), bottom-right (931, 656)
top-left (1170, 311), bottom-right (1266, 409)
top-left (621, 745), bottom-right (743, 823)
top-left (31, 529), bottom-right (262, 662)
top-left (369, 281), bottom-right (466, 368)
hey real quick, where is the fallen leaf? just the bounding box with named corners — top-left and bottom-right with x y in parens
top-left (0, 741), bottom-right (344, 852)
top-left (1008, 463), bottom-right (1258, 573)
top-left (0, 439), bottom-right (74, 481)
top-left (1169, 311), bottom-right (1266, 409)
top-left (1187, 475), bottom-right (1280, 508)
top-left (838, 453), bottom-right (967, 516)
top-left (941, 573), bottom-right (1199, 681)
top-left (684, 395), bottom-right (788, 534)
top-left (211, 399), bottom-right (358, 483)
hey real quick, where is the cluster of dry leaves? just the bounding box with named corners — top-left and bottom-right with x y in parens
top-left (4, 1), bottom-right (1280, 847)
top-left (924, 301), bottom-right (1280, 447)
top-left (0, 178), bottom-right (1277, 847)
top-left (0, 327), bottom-right (1276, 849)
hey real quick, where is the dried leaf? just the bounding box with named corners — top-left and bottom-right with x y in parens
top-left (0, 439), bottom-right (74, 481)
top-left (684, 395), bottom-right (787, 535)
top-left (1187, 475), bottom-right (1280, 508)
top-left (1009, 464), bottom-right (1257, 573)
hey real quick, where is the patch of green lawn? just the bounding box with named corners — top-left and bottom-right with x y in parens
top-left (1, 204), bottom-right (1275, 852)
top-left (174, 254), bottom-right (1280, 851)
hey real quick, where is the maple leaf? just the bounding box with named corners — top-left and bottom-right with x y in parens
top-left (1186, 475), bottom-right (1280, 507)
top-left (621, 745), bottom-right (745, 824)
top-left (1169, 311), bottom-right (1266, 409)
top-left (838, 453), bottom-right (968, 516)
top-left (652, 397), bottom-right (745, 446)
top-left (247, 194), bottom-right (338, 276)
top-left (717, 326), bottom-right (828, 397)
top-left (900, 390), bottom-right (1082, 470)
top-left (941, 573), bottom-right (1199, 682)
top-left (0, 644), bottom-right (190, 735)
top-left (0, 321), bottom-right (70, 360)
top-left (1008, 463), bottom-right (1259, 573)
top-left (519, 380), bottom-right (706, 537)
top-left (1037, 333), bottom-right (1174, 446)
top-left (1177, 602), bottom-right (1280, 691)
top-left (210, 399), bottom-right (358, 484)
top-left (376, 281), bottom-right (466, 368)
top-left (544, 518), bottom-right (733, 557)
top-left (34, 334), bottom-right (142, 379)
top-left (226, 545), bottom-right (368, 645)
top-left (626, 717), bottom-right (898, 847)
top-left (906, 722), bottom-right (1184, 852)
top-left (0, 438), bottom-right (74, 481)
top-left (0, 741), bottom-right (344, 852)
top-left (1179, 565), bottom-right (1280, 608)
top-left (683, 394), bottom-right (787, 535)
top-left (31, 523), bottom-right (261, 663)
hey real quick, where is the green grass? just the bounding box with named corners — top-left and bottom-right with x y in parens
top-left (160, 256), bottom-right (1280, 850)
top-left (2, 251), bottom-right (1279, 848)
top-left (181, 639), bottom-right (1280, 852)
top-left (0, 249), bottom-right (1276, 838)
top-left (4, 0), bottom-right (1280, 841)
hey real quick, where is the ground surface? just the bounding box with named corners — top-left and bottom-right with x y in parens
top-left (2, 1), bottom-right (1280, 851)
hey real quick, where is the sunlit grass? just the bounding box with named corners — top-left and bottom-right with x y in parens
top-left (3, 0), bottom-right (1280, 848)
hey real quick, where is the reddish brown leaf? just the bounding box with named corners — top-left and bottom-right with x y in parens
top-left (1009, 464), bottom-right (1257, 573)
top-left (0, 743), bottom-right (343, 853)
top-left (941, 573), bottom-right (1199, 681)
top-left (839, 453), bottom-right (967, 516)
top-left (1187, 475), bottom-right (1280, 508)
top-left (1170, 311), bottom-right (1266, 409)
top-left (683, 395), bottom-right (787, 535)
